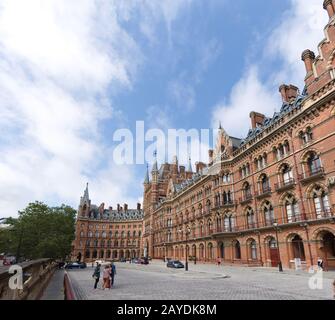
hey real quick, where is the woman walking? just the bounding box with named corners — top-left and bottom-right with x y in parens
top-left (102, 265), bottom-right (111, 290)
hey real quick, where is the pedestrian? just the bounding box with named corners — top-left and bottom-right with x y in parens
top-left (110, 262), bottom-right (116, 287)
top-left (92, 263), bottom-right (101, 289)
top-left (102, 265), bottom-right (111, 290)
top-left (217, 257), bottom-right (221, 266)
top-left (317, 257), bottom-right (324, 270)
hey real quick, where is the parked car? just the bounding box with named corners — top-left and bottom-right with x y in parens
top-left (132, 258), bottom-right (141, 264)
top-left (167, 260), bottom-right (184, 269)
top-left (65, 262), bottom-right (87, 269)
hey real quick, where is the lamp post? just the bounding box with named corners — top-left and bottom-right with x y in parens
top-left (273, 221), bottom-right (283, 272)
top-left (179, 228), bottom-right (190, 271)
top-left (300, 222), bottom-right (314, 269)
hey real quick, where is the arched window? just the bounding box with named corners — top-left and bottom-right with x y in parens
top-left (115, 231), bottom-right (119, 238)
top-left (224, 214), bottom-right (235, 232)
top-left (263, 201), bottom-right (275, 226)
top-left (307, 152), bottom-right (322, 174)
top-left (199, 223), bottom-right (204, 236)
top-left (299, 127), bottom-right (313, 144)
top-left (312, 186), bottom-right (331, 218)
top-left (94, 239), bottom-right (98, 247)
top-left (102, 231), bottom-right (106, 238)
top-left (280, 164), bottom-right (293, 185)
top-left (95, 231), bottom-right (99, 238)
top-left (260, 174), bottom-right (270, 193)
top-left (80, 231), bottom-right (84, 237)
top-left (243, 182), bottom-right (252, 200)
top-left (246, 207), bottom-right (255, 229)
top-left (284, 194), bottom-right (300, 223)
top-left (223, 191), bottom-right (227, 204)
top-left (250, 240), bottom-right (257, 260)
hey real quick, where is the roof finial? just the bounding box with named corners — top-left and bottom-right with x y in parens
top-left (219, 121), bottom-right (222, 130)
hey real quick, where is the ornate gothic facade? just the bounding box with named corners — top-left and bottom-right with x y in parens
top-left (72, 184), bottom-right (144, 262)
top-left (142, 2), bottom-right (335, 271)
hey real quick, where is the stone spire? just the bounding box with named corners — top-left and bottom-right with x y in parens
top-left (144, 163), bottom-right (150, 184)
top-left (151, 150), bottom-right (158, 173)
top-left (187, 156), bottom-right (193, 172)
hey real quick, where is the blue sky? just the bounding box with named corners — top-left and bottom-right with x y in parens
top-left (0, 0), bottom-right (328, 217)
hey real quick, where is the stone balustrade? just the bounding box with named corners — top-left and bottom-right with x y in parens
top-left (0, 259), bottom-right (57, 300)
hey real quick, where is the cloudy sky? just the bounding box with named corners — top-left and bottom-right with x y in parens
top-left (0, 0), bottom-right (329, 217)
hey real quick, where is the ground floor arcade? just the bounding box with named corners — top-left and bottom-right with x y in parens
top-left (153, 225), bottom-right (335, 270)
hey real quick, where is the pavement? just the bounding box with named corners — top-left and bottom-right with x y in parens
top-left (40, 269), bottom-right (65, 300)
top-left (61, 260), bottom-right (335, 300)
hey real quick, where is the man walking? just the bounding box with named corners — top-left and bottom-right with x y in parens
top-left (110, 262), bottom-right (116, 287)
top-left (92, 263), bottom-right (101, 289)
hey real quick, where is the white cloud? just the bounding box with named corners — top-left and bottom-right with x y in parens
top-left (212, 67), bottom-right (278, 138)
top-left (0, 0), bottom-right (193, 217)
top-left (265, 0), bottom-right (328, 86)
top-left (212, 0), bottom-right (329, 138)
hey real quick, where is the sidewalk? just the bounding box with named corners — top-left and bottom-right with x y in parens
top-left (40, 269), bottom-right (64, 300)
top-left (149, 259), bottom-right (335, 279)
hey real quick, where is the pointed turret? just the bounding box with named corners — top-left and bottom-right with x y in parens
top-left (187, 156), bottom-right (193, 172)
top-left (144, 164), bottom-right (150, 184)
top-left (79, 182), bottom-right (91, 217)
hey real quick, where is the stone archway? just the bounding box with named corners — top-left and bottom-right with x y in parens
top-left (314, 229), bottom-right (335, 270)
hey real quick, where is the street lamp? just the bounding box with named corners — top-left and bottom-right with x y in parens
top-left (179, 228), bottom-right (190, 271)
top-left (273, 221), bottom-right (283, 272)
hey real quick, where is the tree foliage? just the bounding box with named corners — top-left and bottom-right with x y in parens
top-left (0, 201), bottom-right (76, 260)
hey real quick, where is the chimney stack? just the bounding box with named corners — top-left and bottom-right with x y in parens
top-left (279, 84), bottom-right (299, 103)
top-left (179, 166), bottom-right (185, 175)
top-left (301, 50), bottom-right (315, 76)
top-left (137, 203), bottom-right (141, 211)
top-left (208, 149), bottom-right (213, 165)
top-left (117, 204), bottom-right (120, 212)
top-left (249, 112), bottom-right (265, 129)
top-left (124, 203), bottom-right (128, 212)
top-left (196, 162), bottom-right (206, 173)
top-left (323, 0), bottom-right (335, 18)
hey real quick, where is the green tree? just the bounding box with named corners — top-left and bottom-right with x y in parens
top-left (0, 201), bottom-right (76, 261)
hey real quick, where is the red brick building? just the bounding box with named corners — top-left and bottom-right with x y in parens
top-left (72, 184), bottom-right (143, 263)
top-left (142, 1), bottom-right (335, 271)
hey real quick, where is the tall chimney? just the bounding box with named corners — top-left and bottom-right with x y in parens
top-left (117, 204), bottom-right (120, 212)
top-left (124, 203), bottom-right (128, 212)
top-left (250, 112), bottom-right (265, 129)
top-left (301, 50), bottom-right (315, 75)
top-left (323, 0), bottom-right (335, 18)
top-left (179, 166), bottom-right (185, 175)
top-left (279, 84), bottom-right (299, 103)
top-left (137, 203), bottom-right (141, 211)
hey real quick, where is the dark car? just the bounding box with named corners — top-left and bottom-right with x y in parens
top-left (65, 262), bottom-right (87, 269)
top-left (140, 257), bottom-right (149, 265)
top-left (167, 260), bottom-right (184, 269)
top-left (132, 258), bottom-right (141, 264)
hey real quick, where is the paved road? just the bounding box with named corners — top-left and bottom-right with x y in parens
top-left (66, 261), bottom-right (334, 300)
